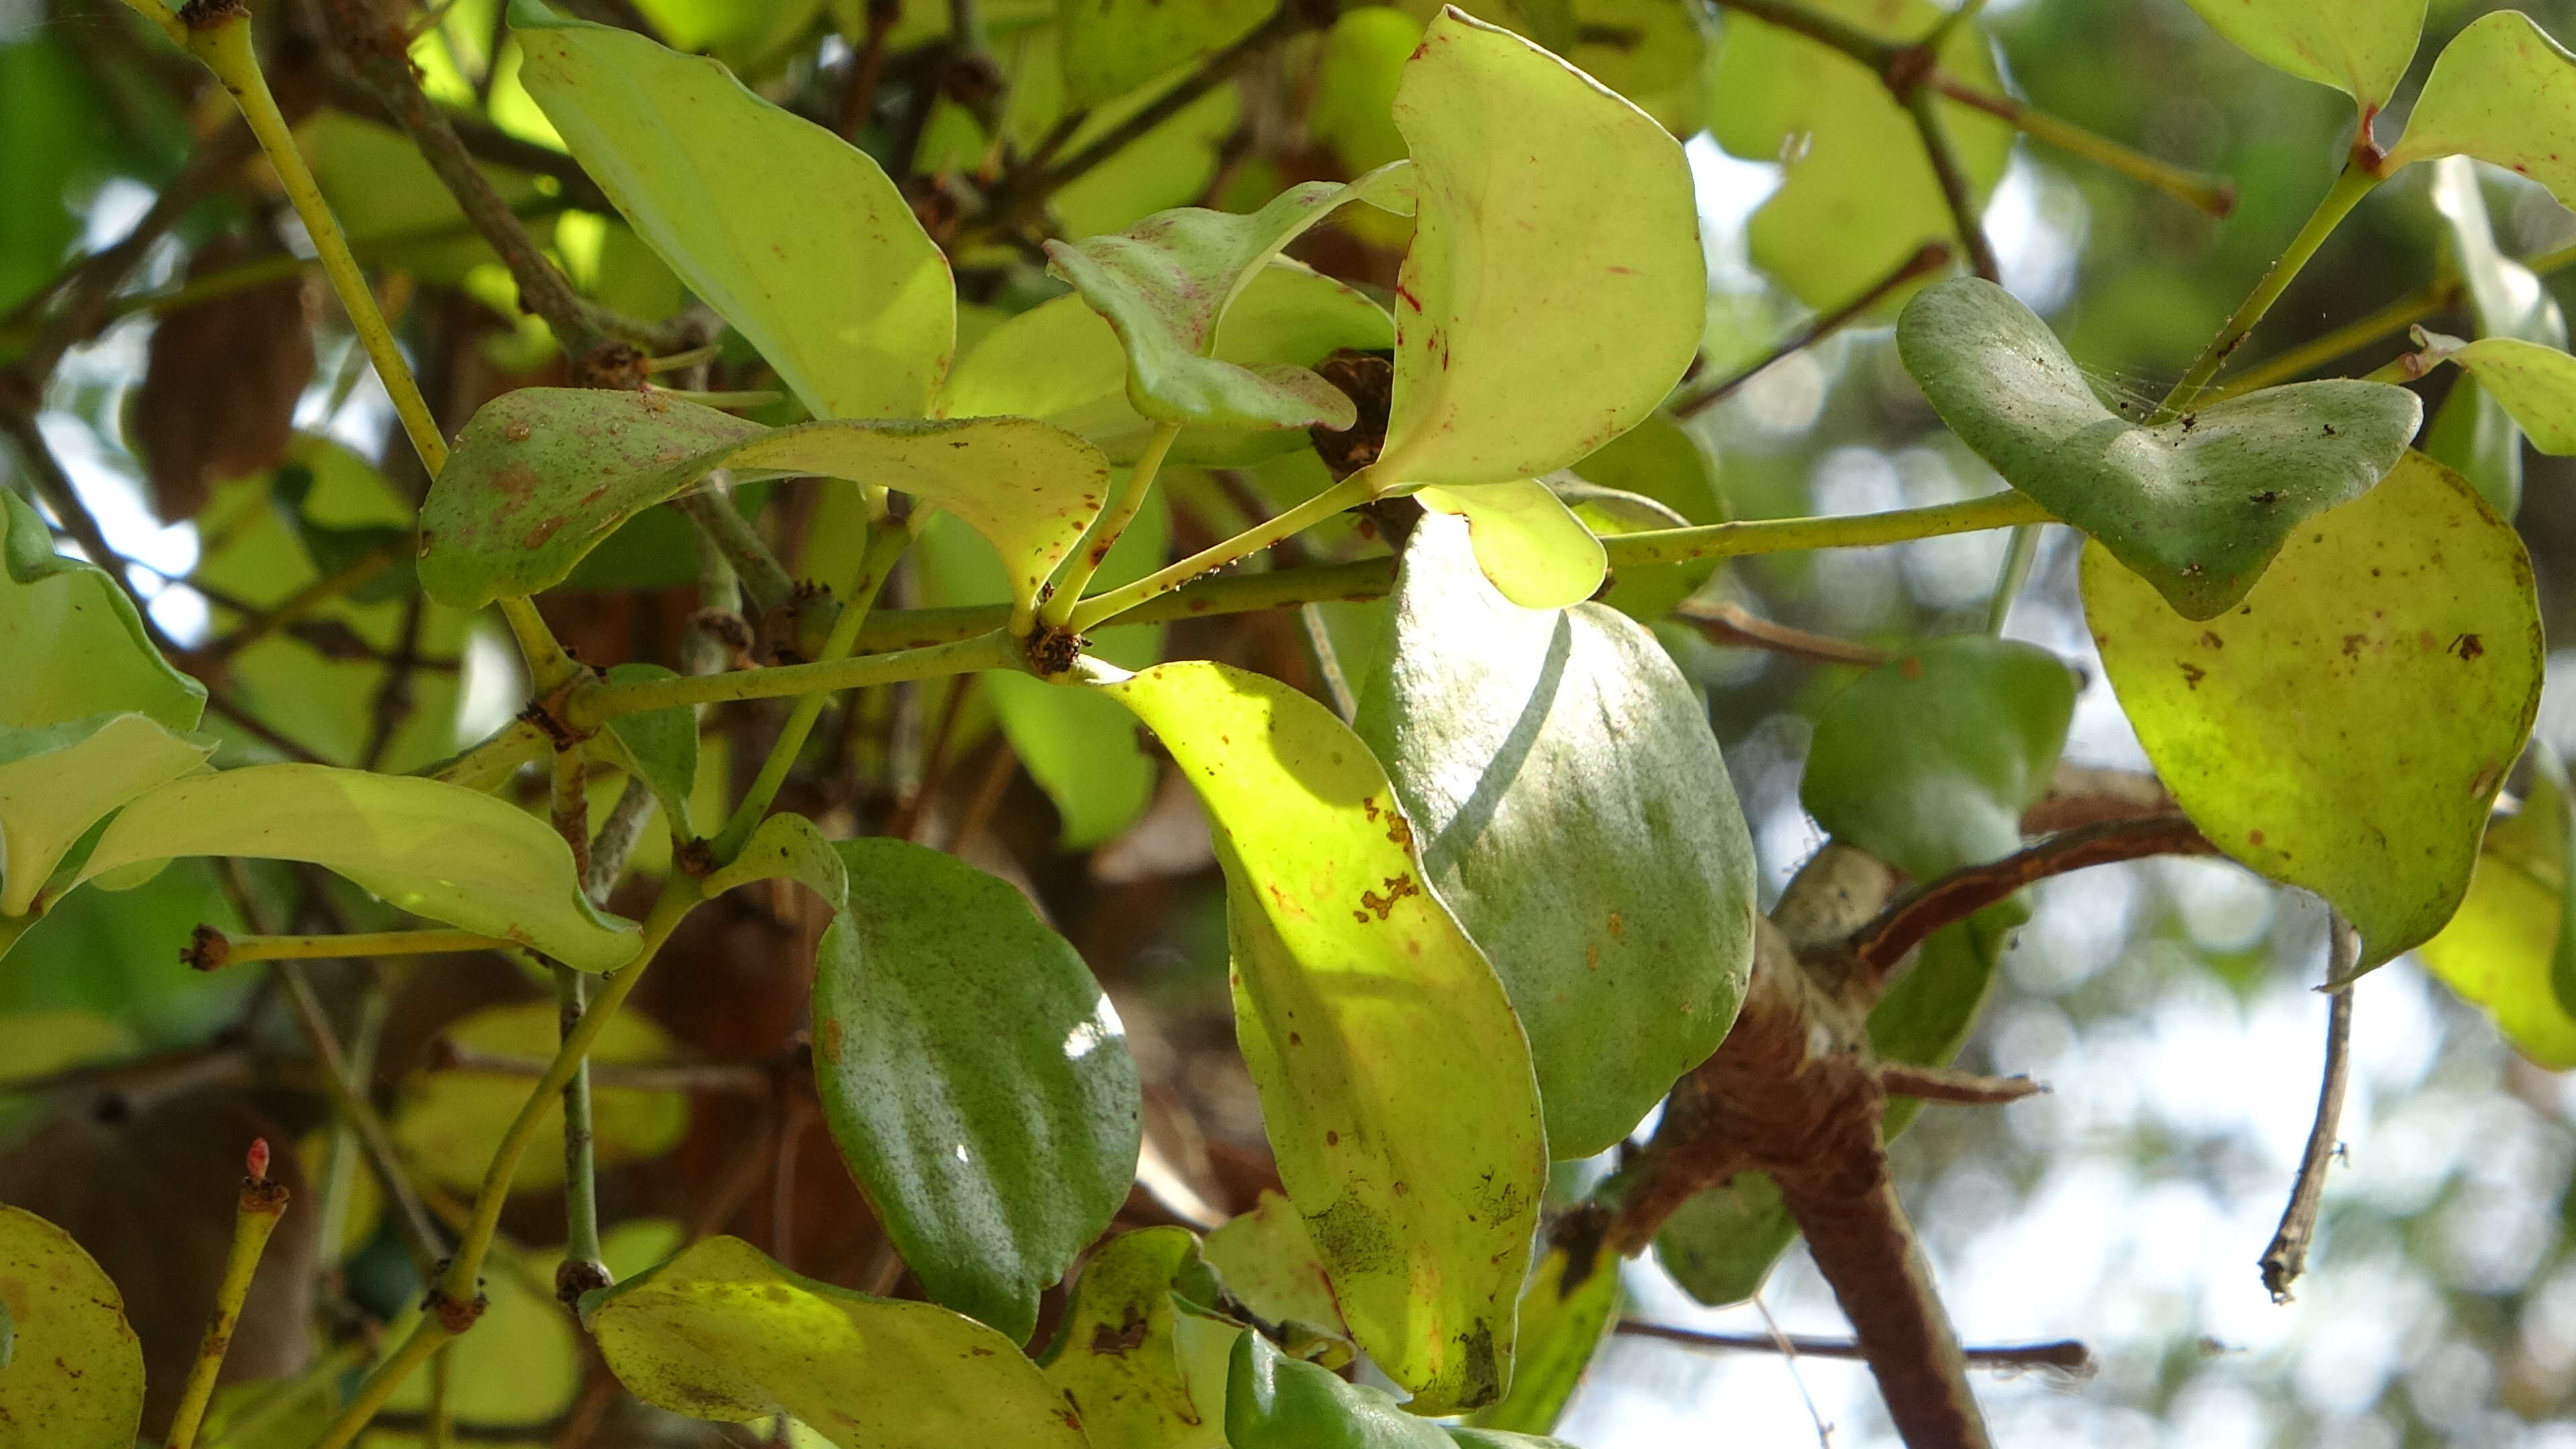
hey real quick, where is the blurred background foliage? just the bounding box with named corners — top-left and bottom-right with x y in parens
top-left (9, 0), bottom-right (2576, 1443)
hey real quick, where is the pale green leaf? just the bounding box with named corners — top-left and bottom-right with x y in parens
top-left (2182, 0), bottom-right (2424, 111)
top-left (1355, 511), bottom-right (1756, 1157)
top-left (1373, 9), bottom-right (1704, 490)
top-left (421, 388), bottom-right (1108, 623)
top-left (1060, 0), bottom-right (1278, 108)
top-left (1565, 413), bottom-right (1724, 621)
top-left (1898, 276), bottom-right (2422, 620)
top-left (583, 1236), bottom-right (1086, 1448)
top-left (72, 764), bottom-right (643, 972)
top-left (1044, 168), bottom-right (1409, 433)
top-left (2388, 12), bottom-right (2576, 215)
top-left (1055, 79), bottom-right (1244, 239)
top-left (2419, 757), bottom-right (2576, 1067)
top-left (1414, 482), bottom-right (1609, 610)
top-left (2424, 156), bottom-right (2569, 513)
top-left (1100, 660), bottom-right (1544, 1413)
top-left (1225, 1333), bottom-right (1568, 1449)
top-left (309, 113), bottom-right (554, 284)
top-left (942, 265), bottom-right (1393, 467)
top-left (1312, 7), bottom-right (1419, 173)
top-left (1800, 635), bottom-right (2076, 883)
top-left (2417, 335), bottom-right (2576, 455)
top-left (597, 665), bottom-right (700, 838)
top-left (0, 1203), bottom-right (144, 1449)
top-left (0, 713), bottom-right (213, 917)
top-left (1463, 1245), bottom-right (1619, 1436)
top-left (394, 1001), bottom-right (687, 1191)
top-left (513, 2), bottom-right (953, 420)
top-left (0, 490), bottom-right (202, 734)
top-left (1038, 1227), bottom-right (1239, 1449)
top-left (814, 837), bottom-right (1140, 1342)
top-left (2082, 451), bottom-right (2543, 967)
top-left (1711, 0), bottom-right (2008, 310)
top-left (702, 810), bottom-right (847, 903)
top-left (1201, 1189), bottom-right (1347, 1338)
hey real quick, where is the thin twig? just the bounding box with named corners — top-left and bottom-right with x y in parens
top-left (1756, 1295), bottom-right (1835, 1448)
top-left (437, 1046), bottom-right (775, 1095)
top-left (1876, 1063), bottom-right (2045, 1106)
top-left (1674, 599), bottom-right (1891, 667)
top-left (1901, 82), bottom-right (2000, 282)
top-left (1854, 814), bottom-right (2217, 975)
top-left (2259, 917), bottom-right (2358, 1303)
top-left (1673, 241), bottom-right (1953, 420)
top-left (1619, 1320), bottom-right (2093, 1375)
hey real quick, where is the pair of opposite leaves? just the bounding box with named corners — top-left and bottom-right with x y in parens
top-left (422, 4), bottom-right (1706, 621)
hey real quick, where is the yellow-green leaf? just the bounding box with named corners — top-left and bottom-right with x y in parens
top-left (2387, 11), bottom-right (2576, 214)
top-left (1373, 9), bottom-right (1703, 491)
top-left (1201, 1189), bottom-right (1347, 1339)
top-left (1038, 1228), bottom-right (1239, 1449)
top-left (0, 1203), bottom-right (144, 1449)
top-left (2418, 335), bottom-right (2576, 455)
top-left (394, 1001), bottom-right (688, 1192)
top-left (2182, 0), bottom-right (2424, 112)
top-left (2420, 759), bottom-right (2576, 1067)
top-left (583, 1235), bottom-right (1087, 1448)
top-left (2082, 451), bottom-right (2542, 967)
top-left (382, 1243), bottom-right (582, 1426)
top-left (1099, 660), bottom-right (1545, 1413)
top-left (1711, 0), bottom-right (2006, 310)
top-left (1463, 1245), bottom-right (1619, 1436)
top-left (1414, 482), bottom-right (1609, 610)
top-left (513, 2), bottom-right (953, 420)
top-left (1060, 0), bottom-right (1278, 108)
top-left (71, 764), bottom-right (643, 972)
top-left (423, 389), bottom-right (1108, 625)
top-left (0, 489), bottom-right (202, 735)
top-left (0, 713), bottom-right (213, 918)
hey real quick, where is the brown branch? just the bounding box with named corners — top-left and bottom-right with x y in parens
top-left (1670, 241), bottom-right (1951, 420)
top-left (2019, 766), bottom-right (2176, 834)
top-left (1619, 1321), bottom-right (2092, 1376)
top-left (1854, 814), bottom-right (2216, 976)
top-left (1876, 1063), bottom-right (2044, 1106)
top-left (1674, 599), bottom-right (1892, 667)
top-left (1900, 80), bottom-right (1999, 283)
top-left (314, 5), bottom-right (690, 360)
top-left (2260, 917), bottom-right (2358, 1303)
top-left (319, 70), bottom-right (614, 215)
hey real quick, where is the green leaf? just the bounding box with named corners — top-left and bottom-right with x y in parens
top-left (1801, 637), bottom-right (2077, 883)
top-left (2180, 0), bottom-right (2424, 112)
top-left (309, 113), bottom-right (556, 284)
top-left (583, 1235), bottom-right (1087, 1448)
top-left (1200, 1189), bottom-right (1347, 1338)
top-left (513, 2), bottom-right (953, 421)
top-left (2388, 12), bottom-right (2576, 215)
top-left (1373, 10), bottom-right (1703, 491)
top-left (0, 490), bottom-right (203, 733)
top-left (1311, 7), bottom-right (1418, 173)
top-left (2420, 753), bottom-right (2576, 1066)
top-left (1046, 174), bottom-right (1413, 432)
top-left (1060, 0), bottom-right (1278, 108)
top-left (1711, 0), bottom-right (2007, 311)
top-left (382, 1242), bottom-right (584, 1426)
top-left (70, 763), bottom-right (643, 972)
top-left (421, 389), bottom-right (1109, 624)
top-left (946, 263), bottom-right (1394, 468)
top-left (0, 713), bottom-right (213, 917)
top-left (2423, 157), bottom-right (2567, 513)
top-left (1565, 414), bottom-right (1724, 621)
top-left (1224, 1332), bottom-right (1568, 1448)
top-left (2082, 451), bottom-right (2542, 968)
top-left (1038, 1227), bottom-right (1240, 1449)
top-left (394, 1000), bottom-right (688, 1191)
top-left (2414, 335), bottom-right (2576, 455)
top-left (597, 664), bottom-right (700, 838)
top-left (1463, 1245), bottom-right (1619, 1437)
top-left (813, 837), bottom-right (1141, 1343)
top-left (0, 1203), bottom-right (144, 1449)
top-left (1054, 79), bottom-right (1244, 239)
top-left (1898, 276), bottom-right (2422, 620)
top-left (1354, 511), bottom-right (1756, 1157)
top-left (1413, 482), bottom-right (1609, 610)
top-left (1100, 660), bottom-right (1545, 1413)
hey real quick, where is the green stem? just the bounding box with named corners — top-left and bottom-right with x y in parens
top-left (2159, 161), bottom-right (2382, 419)
top-left (2195, 282), bottom-right (2457, 405)
top-left (1066, 474), bottom-right (1373, 635)
top-left (1934, 76), bottom-right (2235, 218)
top-left (1042, 421), bottom-right (1180, 630)
top-left (176, 8), bottom-right (447, 476)
top-left (710, 519), bottom-right (915, 860)
top-left (498, 597), bottom-right (584, 692)
top-left (553, 965), bottom-right (606, 1296)
top-left (672, 485), bottom-right (795, 617)
top-left (568, 629), bottom-right (1019, 730)
top-left (1601, 490), bottom-right (2051, 568)
top-left (1983, 523), bottom-right (2041, 634)
top-left (163, 1163), bottom-right (289, 1449)
top-left (308, 1313), bottom-right (450, 1449)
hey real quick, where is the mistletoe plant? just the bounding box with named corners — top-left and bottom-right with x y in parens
top-left (7, 0), bottom-right (2576, 1445)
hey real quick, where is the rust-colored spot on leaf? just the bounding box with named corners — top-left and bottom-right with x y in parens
top-left (1358, 873), bottom-right (1420, 920)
